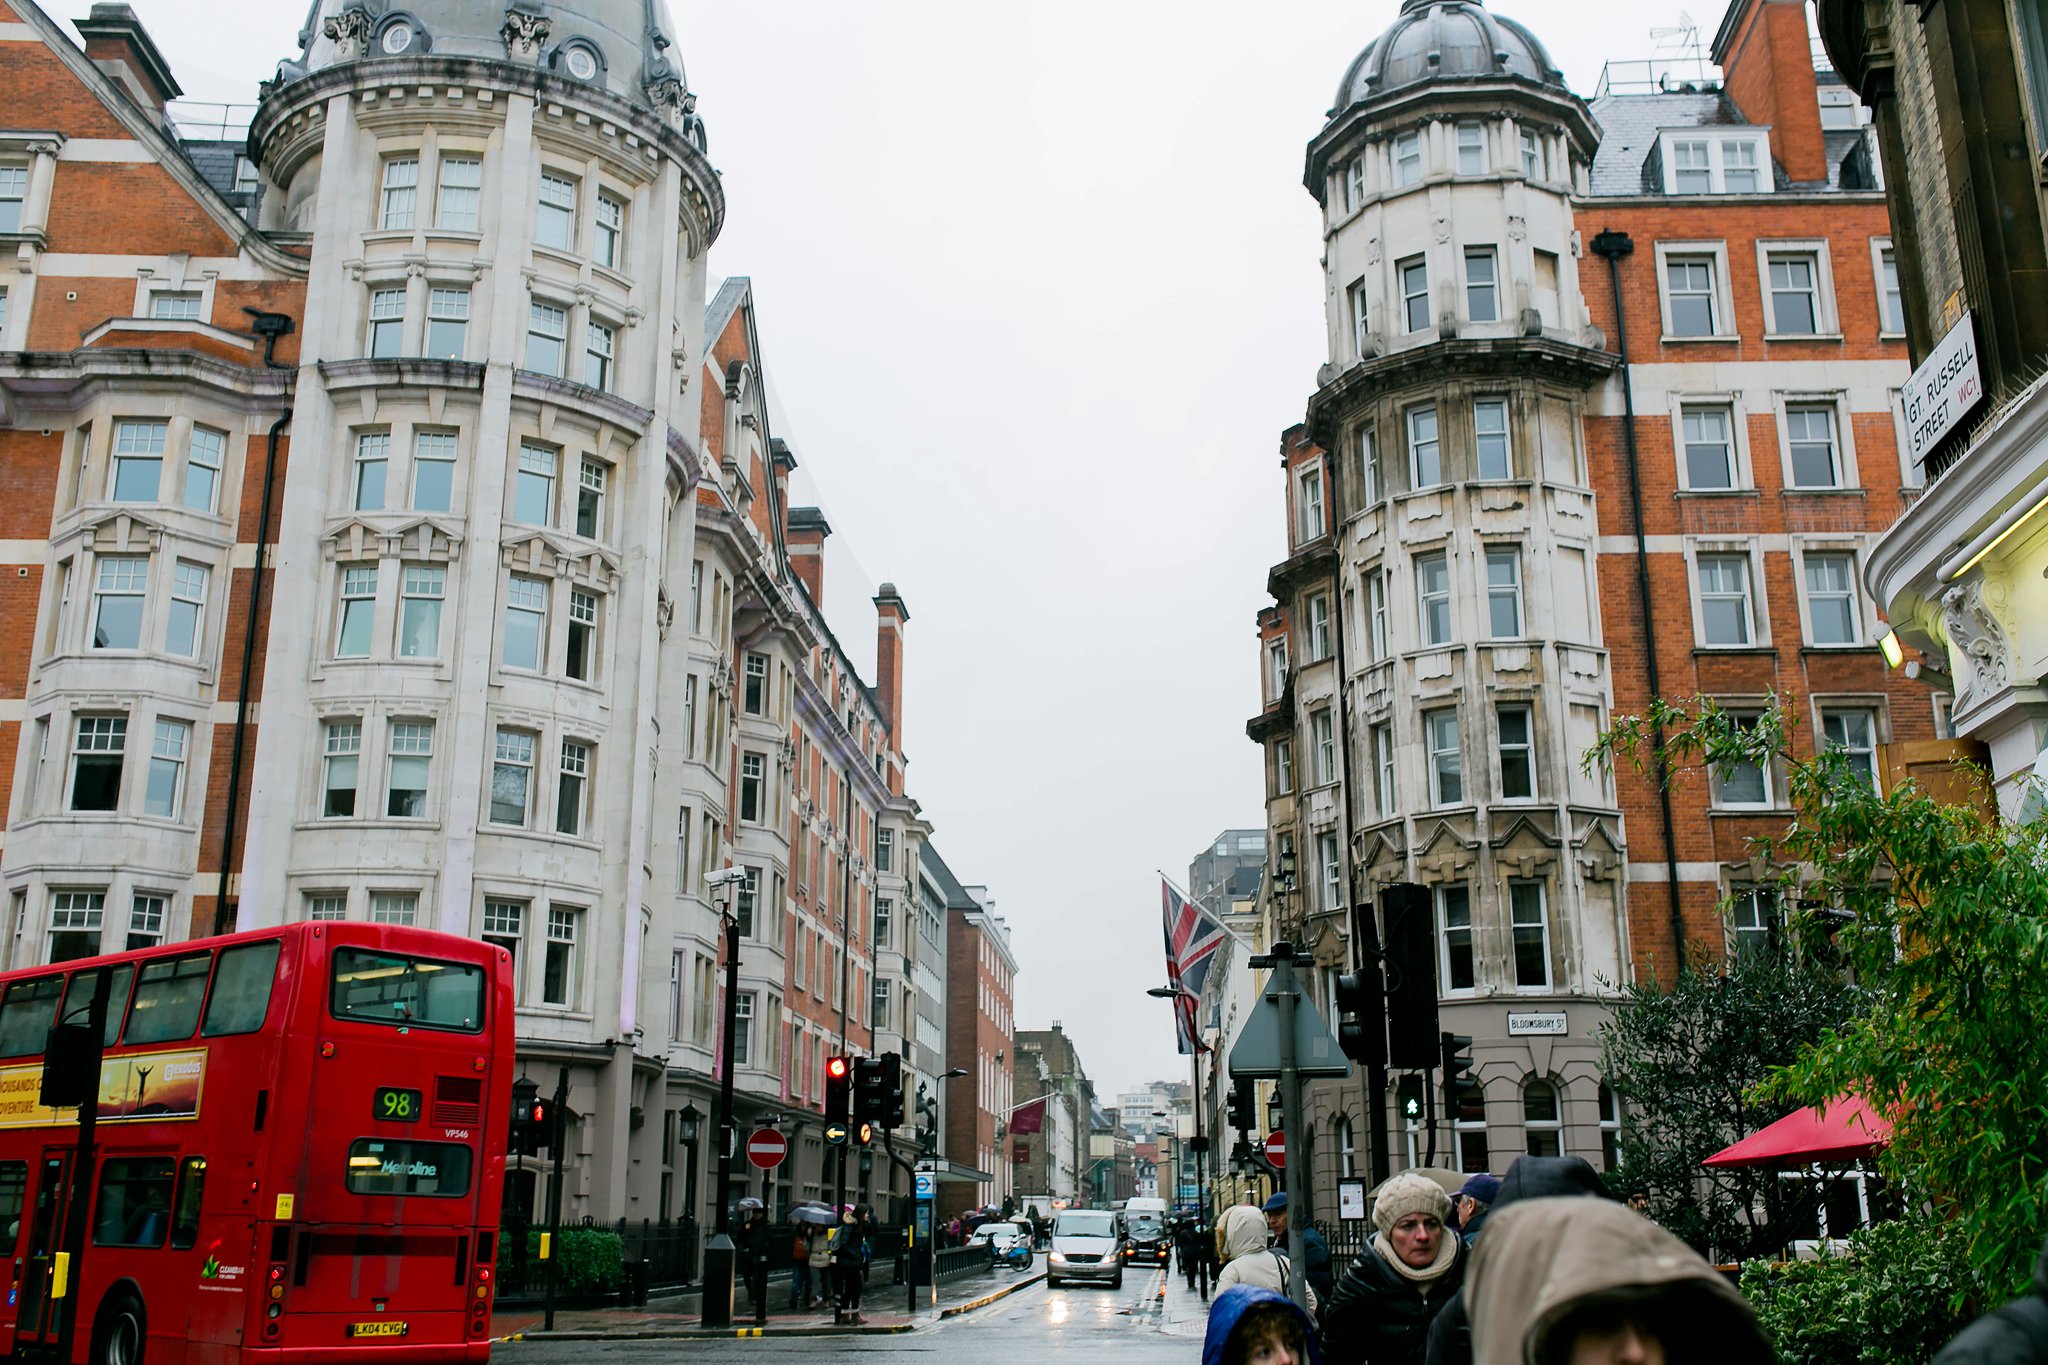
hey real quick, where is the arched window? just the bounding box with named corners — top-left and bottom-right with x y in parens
top-left (1334, 1115), bottom-right (1356, 1178)
top-left (1522, 1078), bottom-right (1562, 1158)
top-left (1598, 1083), bottom-right (1623, 1171)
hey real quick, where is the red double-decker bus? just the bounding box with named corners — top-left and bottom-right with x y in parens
top-left (0, 921), bottom-right (513, 1364)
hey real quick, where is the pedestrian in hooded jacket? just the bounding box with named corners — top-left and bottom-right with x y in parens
top-left (1425, 1155), bottom-right (1613, 1365)
top-left (1205, 1285), bottom-right (1326, 1365)
top-left (1217, 1204), bottom-right (1320, 1311)
top-left (1466, 1197), bottom-right (1773, 1365)
top-left (1318, 1173), bottom-right (1463, 1365)
top-left (1933, 1238), bottom-right (2048, 1364)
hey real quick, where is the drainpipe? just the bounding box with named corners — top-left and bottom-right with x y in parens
top-left (1588, 230), bottom-right (1686, 966)
top-left (214, 309), bottom-right (296, 935)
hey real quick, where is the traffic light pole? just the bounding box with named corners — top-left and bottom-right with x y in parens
top-left (543, 1067), bottom-right (568, 1333)
top-left (1270, 944), bottom-right (1311, 1315)
top-left (702, 910), bottom-right (742, 1328)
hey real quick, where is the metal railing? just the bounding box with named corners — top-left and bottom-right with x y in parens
top-left (167, 100), bottom-right (258, 144)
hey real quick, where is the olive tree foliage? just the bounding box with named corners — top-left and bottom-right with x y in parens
top-left (1598, 945), bottom-right (1860, 1263)
top-left (1598, 696), bottom-right (2048, 1299)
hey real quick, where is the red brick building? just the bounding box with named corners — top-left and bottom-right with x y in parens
top-left (942, 883), bottom-right (1015, 1221)
top-left (1580, 0), bottom-right (1930, 976)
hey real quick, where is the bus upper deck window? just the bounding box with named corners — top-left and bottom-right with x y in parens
top-left (0, 978), bottom-right (63, 1058)
top-left (123, 954), bottom-right (212, 1046)
top-left (201, 942), bottom-right (281, 1037)
top-left (62, 964), bottom-right (134, 1047)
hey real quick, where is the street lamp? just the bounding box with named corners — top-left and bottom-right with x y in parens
top-left (700, 865), bottom-right (751, 1328)
top-left (1146, 983), bottom-right (1213, 1299)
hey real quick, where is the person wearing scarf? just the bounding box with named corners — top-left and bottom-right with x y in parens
top-left (1319, 1173), bottom-right (1465, 1365)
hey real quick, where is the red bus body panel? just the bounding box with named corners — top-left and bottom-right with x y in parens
top-left (0, 922), bottom-right (512, 1365)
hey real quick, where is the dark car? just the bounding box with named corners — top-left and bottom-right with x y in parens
top-left (1122, 1199), bottom-right (1172, 1269)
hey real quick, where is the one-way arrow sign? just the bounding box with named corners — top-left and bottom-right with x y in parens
top-left (1227, 977), bottom-right (1350, 1079)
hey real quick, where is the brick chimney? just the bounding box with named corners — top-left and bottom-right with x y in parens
top-left (786, 506), bottom-right (830, 606)
top-left (1711, 0), bottom-right (1827, 185)
top-left (74, 3), bottom-right (182, 114)
top-left (874, 582), bottom-right (909, 757)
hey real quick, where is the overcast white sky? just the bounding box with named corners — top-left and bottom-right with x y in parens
top-left (114, 0), bottom-right (1725, 1099)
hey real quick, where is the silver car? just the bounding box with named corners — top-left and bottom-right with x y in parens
top-left (1045, 1208), bottom-right (1124, 1289)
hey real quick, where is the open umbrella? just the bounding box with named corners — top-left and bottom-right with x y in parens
top-left (1702, 1097), bottom-right (1891, 1169)
top-left (734, 1196), bottom-right (764, 1213)
top-left (791, 1205), bottom-right (838, 1226)
top-left (1371, 1167), bottom-right (1466, 1199)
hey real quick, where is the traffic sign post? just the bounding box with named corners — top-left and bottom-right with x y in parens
top-left (745, 1128), bottom-right (788, 1170)
top-left (1263, 1130), bottom-right (1286, 1169)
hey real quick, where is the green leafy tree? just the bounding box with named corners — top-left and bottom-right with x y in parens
top-left (1739, 1218), bottom-right (1983, 1365)
top-left (1600, 696), bottom-right (2048, 1299)
top-left (1598, 946), bottom-right (1861, 1262)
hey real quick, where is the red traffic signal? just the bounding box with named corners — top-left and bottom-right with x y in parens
top-left (827, 1056), bottom-right (850, 1081)
top-left (825, 1056), bottom-right (852, 1124)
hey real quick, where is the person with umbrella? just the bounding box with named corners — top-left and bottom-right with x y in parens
top-left (734, 1200), bottom-right (770, 1324)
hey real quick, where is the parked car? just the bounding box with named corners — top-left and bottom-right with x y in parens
top-left (1046, 1208), bottom-right (1125, 1289)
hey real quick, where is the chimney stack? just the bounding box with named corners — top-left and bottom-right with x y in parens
top-left (1711, 0), bottom-right (1827, 185)
top-left (74, 4), bottom-right (182, 114)
top-left (874, 583), bottom-right (909, 778)
top-left (786, 506), bottom-right (830, 607)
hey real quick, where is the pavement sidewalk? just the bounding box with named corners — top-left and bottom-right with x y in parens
top-left (493, 1267), bottom-right (1045, 1341)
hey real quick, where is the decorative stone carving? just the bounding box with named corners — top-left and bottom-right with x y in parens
top-left (502, 8), bottom-right (551, 63)
top-left (1506, 214), bottom-right (1527, 241)
top-left (655, 586), bottom-right (673, 641)
top-left (322, 7), bottom-right (374, 60)
top-left (1942, 576), bottom-right (2012, 706)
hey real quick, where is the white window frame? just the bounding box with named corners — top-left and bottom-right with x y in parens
top-left (594, 192), bottom-right (626, 270)
top-left (535, 172), bottom-right (578, 252)
top-left (1775, 393), bottom-right (1857, 490)
top-left (1397, 255), bottom-right (1430, 334)
top-left (1794, 542), bottom-right (1867, 649)
top-left (322, 720), bottom-right (361, 818)
top-left (1365, 568), bottom-right (1388, 660)
top-left (1756, 242), bottom-right (1839, 339)
top-left (1465, 248), bottom-right (1499, 325)
top-left (558, 739), bottom-right (590, 835)
top-left (109, 419), bottom-right (166, 504)
top-left (1473, 397), bottom-right (1510, 479)
top-left (378, 156), bottom-right (419, 231)
top-left (1305, 592), bottom-right (1332, 663)
top-left (143, 718), bottom-right (189, 820)
top-left (1871, 238), bottom-right (1905, 337)
top-left (1311, 708), bottom-right (1336, 787)
top-left (1348, 280), bottom-right (1370, 360)
top-left (1392, 131), bottom-right (1422, 187)
top-left (1497, 703), bottom-right (1536, 801)
top-left (1519, 127), bottom-right (1542, 180)
top-left (1417, 549), bottom-right (1452, 646)
top-left (1658, 131), bottom-right (1774, 195)
top-left (1266, 638), bottom-right (1288, 702)
top-left (1818, 703), bottom-right (1882, 790)
top-left (183, 425), bottom-right (224, 513)
top-left (434, 155), bottom-right (482, 232)
top-left (1438, 884), bottom-right (1475, 993)
top-left (335, 564), bottom-right (378, 659)
top-left (1509, 880), bottom-right (1551, 991)
top-left (1712, 709), bottom-right (1774, 810)
top-left (1274, 737), bottom-right (1293, 795)
top-left (1426, 707), bottom-right (1463, 807)
top-left (1407, 404), bottom-right (1441, 488)
top-left (367, 287), bottom-right (406, 358)
top-left (397, 563), bottom-right (445, 659)
top-left (1522, 1078), bottom-right (1564, 1157)
top-left (91, 556), bottom-right (148, 651)
top-left (1454, 122), bottom-right (1486, 175)
top-left (1671, 396), bottom-right (1749, 492)
top-left (1373, 722), bottom-right (1395, 818)
top-left (1653, 241), bottom-right (1738, 342)
top-left (1729, 884), bottom-right (1781, 959)
top-left (1485, 546), bottom-right (1523, 639)
top-left (1358, 423), bottom-right (1382, 504)
top-left (1345, 156), bottom-right (1365, 211)
top-left (1296, 465), bottom-right (1326, 543)
top-left (425, 287), bottom-right (469, 362)
top-left (525, 300), bottom-right (568, 378)
top-left (1317, 832), bottom-right (1342, 914)
top-left (352, 430), bottom-right (389, 511)
top-left (490, 727), bottom-right (536, 827)
top-left (386, 720), bottom-right (433, 818)
top-left (502, 574), bottom-right (548, 672)
top-left (1689, 542), bottom-right (1766, 649)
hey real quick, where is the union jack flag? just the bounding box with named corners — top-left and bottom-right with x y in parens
top-left (1162, 878), bottom-right (1227, 1055)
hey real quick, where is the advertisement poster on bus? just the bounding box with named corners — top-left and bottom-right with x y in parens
top-left (0, 1048), bottom-right (206, 1128)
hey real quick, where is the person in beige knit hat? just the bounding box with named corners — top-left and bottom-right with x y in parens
top-left (1318, 1172), bottom-right (1465, 1365)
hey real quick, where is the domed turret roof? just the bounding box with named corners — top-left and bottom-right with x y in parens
top-left (1332, 0), bottom-right (1565, 112)
top-left (293, 0), bottom-right (689, 109)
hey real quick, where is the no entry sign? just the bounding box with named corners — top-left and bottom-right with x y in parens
top-left (1264, 1130), bottom-right (1286, 1169)
top-left (746, 1128), bottom-right (788, 1170)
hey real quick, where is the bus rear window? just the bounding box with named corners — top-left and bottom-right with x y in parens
top-left (0, 979), bottom-right (63, 1058)
top-left (331, 949), bottom-right (484, 1033)
top-left (345, 1139), bottom-right (472, 1198)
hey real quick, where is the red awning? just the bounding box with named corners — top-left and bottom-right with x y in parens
top-left (1702, 1097), bottom-right (1892, 1169)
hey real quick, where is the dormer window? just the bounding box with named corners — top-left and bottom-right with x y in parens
top-left (1661, 132), bottom-right (1772, 196)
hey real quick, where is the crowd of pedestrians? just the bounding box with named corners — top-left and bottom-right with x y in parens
top-left (1198, 1156), bottom-right (2048, 1365)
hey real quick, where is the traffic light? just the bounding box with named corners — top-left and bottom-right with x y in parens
top-left (529, 1097), bottom-right (557, 1154)
top-left (852, 1052), bottom-right (904, 1125)
top-left (509, 1075), bottom-right (538, 1157)
top-left (1440, 1032), bottom-right (1474, 1117)
top-left (1227, 1086), bottom-right (1254, 1137)
top-left (1334, 967), bottom-right (1386, 1068)
top-left (1383, 884), bottom-right (1439, 1069)
top-left (825, 1055), bottom-right (851, 1125)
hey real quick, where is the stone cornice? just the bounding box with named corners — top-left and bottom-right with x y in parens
top-left (1305, 335), bottom-right (1618, 449)
top-left (0, 347), bottom-right (293, 422)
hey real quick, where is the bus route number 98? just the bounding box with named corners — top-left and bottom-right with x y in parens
top-left (374, 1087), bottom-right (423, 1123)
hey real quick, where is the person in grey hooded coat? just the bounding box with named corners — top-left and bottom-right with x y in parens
top-left (1465, 1197), bottom-right (1774, 1365)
